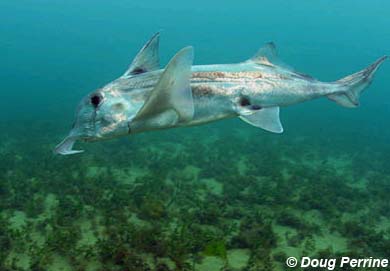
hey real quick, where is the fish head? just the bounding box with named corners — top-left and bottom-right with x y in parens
top-left (55, 85), bottom-right (141, 155)
top-left (54, 32), bottom-right (164, 155)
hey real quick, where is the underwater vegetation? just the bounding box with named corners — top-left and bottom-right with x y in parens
top-left (1, 119), bottom-right (390, 271)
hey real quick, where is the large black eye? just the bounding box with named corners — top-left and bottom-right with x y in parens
top-left (90, 94), bottom-right (101, 108)
top-left (239, 96), bottom-right (251, 107)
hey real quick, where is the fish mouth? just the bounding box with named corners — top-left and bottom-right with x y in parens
top-left (54, 136), bottom-right (84, 155)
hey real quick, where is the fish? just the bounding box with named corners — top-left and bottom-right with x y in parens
top-left (55, 33), bottom-right (388, 155)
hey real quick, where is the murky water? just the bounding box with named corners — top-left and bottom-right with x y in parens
top-left (1, 0), bottom-right (389, 270)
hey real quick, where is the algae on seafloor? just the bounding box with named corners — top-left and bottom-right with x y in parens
top-left (1, 120), bottom-right (390, 271)
top-left (202, 240), bottom-right (227, 259)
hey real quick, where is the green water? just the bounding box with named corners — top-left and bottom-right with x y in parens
top-left (1, 0), bottom-right (390, 270)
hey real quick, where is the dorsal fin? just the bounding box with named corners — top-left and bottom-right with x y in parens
top-left (123, 32), bottom-right (160, 76)
top-left (247, 42), bottom-right (297, 72)
top-left (247, 42), bottom-right (278, 66)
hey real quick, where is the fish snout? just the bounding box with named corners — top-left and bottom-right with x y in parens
top-left (54, 136), bottom-right (84, 155)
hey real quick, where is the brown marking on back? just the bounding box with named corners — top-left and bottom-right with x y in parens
top-left (192, 71), bottom-right (268, 82)
top-left (192, 85), bottom-right (214, 96)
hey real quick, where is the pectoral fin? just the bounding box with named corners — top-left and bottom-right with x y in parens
top-left (130, 47), bottom-right (194, 131)
top-left (239, 107), bottom-right (284, 133)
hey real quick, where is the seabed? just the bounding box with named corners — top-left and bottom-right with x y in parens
top-left (0, 119), bottom-right (389, 271)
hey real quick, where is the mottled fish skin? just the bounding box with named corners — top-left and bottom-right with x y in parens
top-left (102, 62), bottom-right (329, 127)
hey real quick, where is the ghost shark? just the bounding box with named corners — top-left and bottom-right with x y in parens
top-left (55, 33), bottom-right (388, 155)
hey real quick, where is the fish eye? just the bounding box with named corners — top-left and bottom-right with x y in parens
top-left (239, 96), bottom-right (251, 106)
top-left (90, 94), bottom-right (102, 108)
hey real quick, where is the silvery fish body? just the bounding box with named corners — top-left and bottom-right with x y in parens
top-left (55, 33), bottom-right (387, 155)
top-left (111, 63), bottom-right (322, 124)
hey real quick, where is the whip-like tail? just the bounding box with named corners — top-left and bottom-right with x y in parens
top-left (328, 56), bottom-right (388, 108)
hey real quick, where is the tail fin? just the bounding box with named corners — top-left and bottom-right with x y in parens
top-left (328, 56), bottom-right (388, 108)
